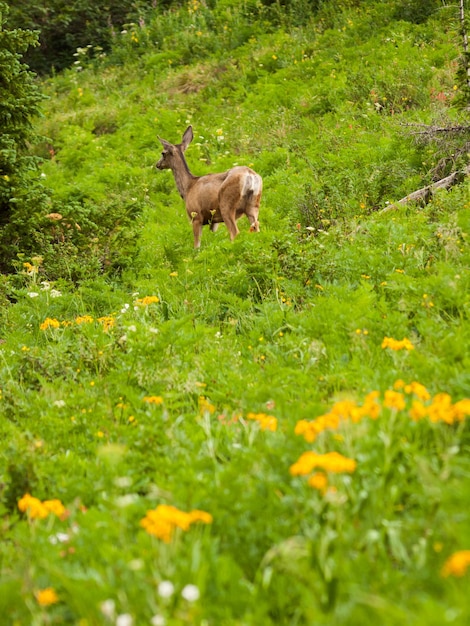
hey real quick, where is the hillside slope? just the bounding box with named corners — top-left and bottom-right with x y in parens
top-left (1, 1), bottom-right (470, 624)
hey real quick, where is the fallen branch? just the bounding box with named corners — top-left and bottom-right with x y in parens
top-left (380, 164), bottom-right (470, 213)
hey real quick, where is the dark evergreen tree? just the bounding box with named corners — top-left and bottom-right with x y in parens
top-left (0, 1), bottom-right (49, 271)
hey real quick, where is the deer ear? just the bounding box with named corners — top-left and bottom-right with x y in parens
top-left (181, 126), bottom-right (193, 152)
top-left (158, 136), bottom-right (172, 151)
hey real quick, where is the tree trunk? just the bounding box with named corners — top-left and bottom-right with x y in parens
top-left (380, 164), bottom-right (470, 213)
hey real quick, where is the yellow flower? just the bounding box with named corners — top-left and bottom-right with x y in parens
top-left (134, 296), bottom-right (160, 306)
top-left (140, 504), bottom-right (212, 542)
top-left (307, 472), bottom-right (328, 493)
top-left (143, 395), bottom-right (164, 405)
top-left (247, 412), bottom-right (277, 432)
top-left (18, 494), bottom-right (48, 519)
top-left (441, 550), bottom-right (470, 577)
top-left (198, 396), bottom-right (216, 415)
top-left (35, 587), bottom-right (59, 606)
top-left (75, 315), bottom-right (94, 325)
top-left (381, 336), bottom-right (414, 351)
top-left (404, 381), bottom-right (430, 401)
top-left (43, 499), bottom-right (66, 518)
top-left (409, 400), bottom-right (427, 421)
top-left (98, 315), bottom-right (115, 331)
top-left (383, 390), bottom-right (406, 411)
top-left (40, 318), bottom-right (61, 331)
top-left (290, 451), bottom-right (356, 476)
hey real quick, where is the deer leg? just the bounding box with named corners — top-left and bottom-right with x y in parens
top-left (210, 222), bottom-right (219, 233)
top-left (246, 195), bottom-right (261, 232)
top-left (221, 209), bottom-right (240, 241)
top-left (192, 218), bottom-right (203, 249)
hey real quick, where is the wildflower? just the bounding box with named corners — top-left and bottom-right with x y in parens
top-left (40, 318), bottom-right (61, 330)
top-left (404, 381), bottom-right (430, 401)
top-left (98, 316), bottom-right (115, 331)
top-left (143, 395), bottom-right (164, 405)
top-left (140, 504), bottom-right (212, 542)
top-left (409, 400), bottom-right (427, 421)
top-left (43, 499), bottom-right (66, 518)
top-left (198, 396), bottom-right (216, 415)
top-left (75, 315), bottom-right (94, 325)
top-left (134, 296), bottom-right (159, 306)
top-left (100, 599), bottom-right (116, 619)
top-left (307, 472), bottom-right (328, 493)
top-left (116, 614), bottom-right (134, 626)
top-left (28, 292), bottom-right (39, 298)
top-left (35, 587), bottom-right (59, 606)
top-left (381, 336), bottom-right (414, 351)
top-left (290, 451), bottom-right (357, 476)
top-left (50, 289), bottom-right (62, 298)
top-left (158, 580), bottom-right (175, 598)
top-left (23, 262), bottom-right (38, 274)
top-left (383, 390), bottom-right (406, 411)
top-left (181, 584), bottom-right (200, 602)
top-left (441, 550), bottom-right (470, 577)
top-left (169, 271), bottom-right (178, 277)
top-left (247, 412), bottom-right (278, 432)
top-left (151, 616), bottom-right (166, 626)
top-left (18, 494), bottom-right (48, 519)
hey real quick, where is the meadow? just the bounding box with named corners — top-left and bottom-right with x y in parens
top-left (0, 1), bottom-right (470, 624)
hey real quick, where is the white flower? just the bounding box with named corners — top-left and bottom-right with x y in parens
top-left (100, 599), bottom-right (116, 619)
top-left (149, 327), bottom-right (159, 334)
top-left (114, 476), bottom-right (132, 488)
top-left (127, 325), bottom-right (137, 332)
top-left (41, 281), bottom-right (51, 291)
top-left (150, 616), bottom-right (165, 626)
top-left (53, 400), bottom-right (66, 408)
top-left (181, 584), bottom-right (200, 602)
top-left (28, 292), bottom-right (39, 298)
top-left (116, 614), bottom-right (133, 626)
top-left (128, 558), bottom-right (144, 571)
top-left (157, 580), bottom-right (175, 599)
top-left (115, 494), bottom-right (138, 508)
top-left (49, 532), bottom-right (70, 544)
top-left (50, 289), bottom-right (62, 298)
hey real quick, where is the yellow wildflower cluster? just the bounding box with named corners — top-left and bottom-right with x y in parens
top-left (290, 451), bottom-right (357, 476)
top-left (40, 315), bottom-right (116, 332)
top-left (409, 393), bottom-right (470, 425)
top-left (441, 550), bottom-right (470, 577)
top-left (295, 392), bottom-right (381, 443)
top-left (188, 0), bottom-right (202, 14)
top-left (198, 396), bottom-right (216, 415)
top-left (140, 504), bottom-right (212, 542)
top-left (35, 587), bottom-right (59, 606)
top-left (143, 395), bottom-right (164, 405)
top-left (134, 295), bottom-right (160, 306)
top-left (247, 412), bottom-right (278, 432)
top-left (381, 336), bottom-right (414, 351)
top-left (394, 379), bottom-right (430, 401)
top-left (40, 317), bottom-right (61, 330)
top-left (18, 494), bottom-right (66, 520)
top-left (75, 315), bottom-right (94, 325)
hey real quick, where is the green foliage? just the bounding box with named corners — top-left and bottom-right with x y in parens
top-left (0, 2), bottom-right (50, 270)
top-left (1, 1), bottom-right (470, 624)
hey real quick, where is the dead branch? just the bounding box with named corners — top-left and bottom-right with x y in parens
top-left (380, 164), bottom-right (470, 213)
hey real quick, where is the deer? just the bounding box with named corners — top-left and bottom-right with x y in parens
top-left (156, 126), bottom-right (262, 248)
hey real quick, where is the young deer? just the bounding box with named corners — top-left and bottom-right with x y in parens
top-left (156, 126), bottom-right (262, 248)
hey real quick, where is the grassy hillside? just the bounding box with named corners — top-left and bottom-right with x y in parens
top-left (1, 1), bottom-right (470, 624)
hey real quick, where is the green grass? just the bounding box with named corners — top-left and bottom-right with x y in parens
top-left (1, 1), bottom-right (470, 624)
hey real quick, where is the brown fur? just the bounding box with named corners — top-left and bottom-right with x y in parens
top-left (156, 126), bottom-right (262, 248)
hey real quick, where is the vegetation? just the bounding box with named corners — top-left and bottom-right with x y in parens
top-left (0, 0), bottom-right (469, 624)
